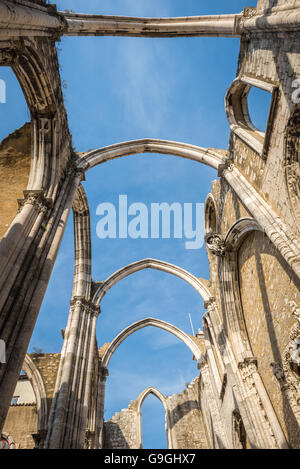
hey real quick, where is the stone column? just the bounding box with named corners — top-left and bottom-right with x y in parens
top-left (197, 355), bottom-right (228, 448)
top-left (0, 171), bottom-right (80, 433)
top-left (95, 366), bottom-right (109, 449)
top-left (45, 297), bottom-right (100, 449)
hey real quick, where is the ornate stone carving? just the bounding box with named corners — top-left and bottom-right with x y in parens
top-left (205, 233), bottom-right (226, 257)
top-left (70, 296), bottom-right (100, 317)
top-left (284, 108), bottom-right (300, 232)
top-left (271, 301), bottom-right (300, 423)
top-left (17, 190), bottom-right (52, 214)
top-left (238, 357), bottom-right (258, 380)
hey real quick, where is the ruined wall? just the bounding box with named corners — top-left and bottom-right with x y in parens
top-left (238, 231), bottom-right (300, 447)
top-left (0, 123), bottom-right (31, 239)
top-left (30, 353), bottom-right (61, 416)
top-left (167, 378), bottom-right (209, 449)
top-left (103, 378), bottom-right (209, 450)
top-left (3, 405), bottom-right (37, 449)
top-left (103, 408), bottom-right (137, 449)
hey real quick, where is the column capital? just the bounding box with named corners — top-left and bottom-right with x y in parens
top-left (70, 296), bottom-right (100, 317)
top-left (17, 190), bottom-right (53, 214)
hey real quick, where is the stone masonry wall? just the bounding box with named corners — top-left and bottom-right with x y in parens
top-left (238, 231), bottom-right (300, 448)
top-left (0, 123), bottom-right (31, 239)
top-left (166, 378), bottom-right (209, 449)
top-left (3, 405), bottom-right (37, 449)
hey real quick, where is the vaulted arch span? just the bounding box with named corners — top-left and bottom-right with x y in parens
top-left (76, 139), bottom-right (226, 172)
top-left (93, 258), bottom-right (213, 305)
top-left (100, 317), bottom-right (202, 370)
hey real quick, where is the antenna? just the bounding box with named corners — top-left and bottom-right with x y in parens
top-left (188, 313), bottom-right (195, 336)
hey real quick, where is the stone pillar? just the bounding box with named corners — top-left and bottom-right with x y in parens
top-left (0, 171), bottom-right (80, 433)
top-left (237, 358), bottom-right (288, 449)
top-left (197, 355), bottom-right (228, 448)
top-left (95, 366), bottom-right (109, 449)
top-left (45, 297), bottom-right (100, 449)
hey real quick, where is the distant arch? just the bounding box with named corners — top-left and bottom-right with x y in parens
top-left (101, 317), bottom-right (202, 370)
top-left (136, 387), bottom-right (172, 449)
top-left (93, 258), bottom-right (213, 305)
top-left (22, 355), bottom-right (48, 434)
top-left (76, 139), bottom-right (226, 172)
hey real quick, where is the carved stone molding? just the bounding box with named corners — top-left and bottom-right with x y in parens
top-left (205, 232), bottom-right (226, 257)
top-left (238, 357), bottom-right (258, 380)
top-left (271, 301), bottom-right (300, 424)
top-left (284, 109), bottom-right (300, 232)
top-left (17, 190), bottom-right (52, 214)
top-left (70, 296), bottom-right (100, 317)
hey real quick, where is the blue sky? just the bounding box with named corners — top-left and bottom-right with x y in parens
top-left (0, 0), bottom-right (272, 449)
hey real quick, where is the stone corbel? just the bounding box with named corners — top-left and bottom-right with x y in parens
top-left (205, 232), bottom-right (226, 257)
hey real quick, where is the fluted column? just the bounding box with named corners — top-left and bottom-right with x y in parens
top-left (45, 297), bottom-right (99, 449)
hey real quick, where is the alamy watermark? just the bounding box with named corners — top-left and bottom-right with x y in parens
top-left (96, 195), bottom-right (204, 250)
top-left (0, 339), bottom-right (6, 364)
top-left (0, 79), bottom-right (6, 104)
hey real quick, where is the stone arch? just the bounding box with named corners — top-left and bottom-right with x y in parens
top-left (204, 193), bottom-right (218, 234)
top-left (219, 218), bottom-right (289, 449)
top-left (93, 258), bottom-right (213, 306)
top-left (97, 318), bottom-right (202, 448)
top-left (22, 355), bottom-right (48, 435)
top-left (225, 76), bottom-right (278, 158)
top-left (101, 317), bottom-right (202, 370)
top-left (136, 387), bottom-right (172, 449)
top-left (76, 139), bottom-right (226, 172)
top-left (224, 218), bottom-right (297, 448)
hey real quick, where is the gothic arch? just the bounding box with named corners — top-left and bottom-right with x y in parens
top-left (76, 139), bottom-right (226, 172)
top-left (225, 76), bottom-right (278, 158)
top-left (135, 387), bottom-right (172, 449)
top-left (93, 258), bottom-right (213, 305)
top-left (223, 218), bottom-right (292, 448)
top-left (101, 317), bottom-right (202, 370)
top-left (22, 355), bottom-right (47, 434)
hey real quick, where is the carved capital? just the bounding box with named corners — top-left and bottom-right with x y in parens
top-left (238, 357), bottom-right (258, 380)
top-left (17, 190), bottom-right (52, 214)
top-left (70, 296), bottom-right (100, 317)
top-left (205, 232), bottom-right (226, 257)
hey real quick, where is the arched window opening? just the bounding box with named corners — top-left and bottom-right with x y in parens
top-left (204, 194), bottom-right (217, 234)
top-left (232, 410), bottom-right (250, 449)
top-left (0, 66), bottom-right (31, 239)
top-left (141, 393), bottom-right (167, 449)
top-left (247, 86), bottom-right (272, 133)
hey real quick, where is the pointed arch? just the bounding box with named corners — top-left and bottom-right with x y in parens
top-left (22, 355), bottom-right (48, 434)
top-left (101, 317), bottom-right (202, 370)
top-left (76, 139), bottom-right (226, 172)
top-left (136, 387), bottom-right (172, 449)
top-left (93, 258), bottom-right (213, 305)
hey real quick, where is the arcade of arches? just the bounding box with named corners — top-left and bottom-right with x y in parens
top-left (0, 0), bottom-right (300, 449)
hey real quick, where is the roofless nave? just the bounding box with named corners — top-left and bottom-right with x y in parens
top-left (0, 0), bottom-right (299, 449)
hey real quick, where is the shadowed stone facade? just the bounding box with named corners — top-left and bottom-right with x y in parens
top-left (0, 0), bottom-right (299, 449)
